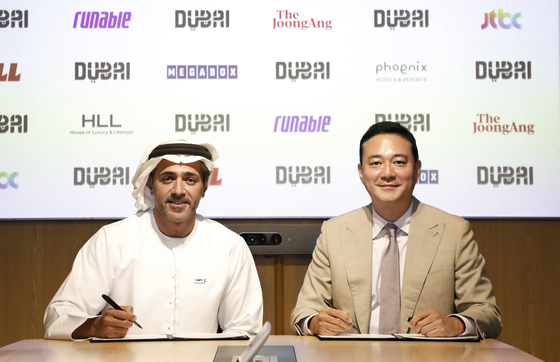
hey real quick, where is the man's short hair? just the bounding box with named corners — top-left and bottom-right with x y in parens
top-left (359, 121), bottom-right (419, 164)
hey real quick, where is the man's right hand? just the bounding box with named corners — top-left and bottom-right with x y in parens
top-left (309, 307), bottom-right (353, 335)
top-left (72, 306), bottom-right (137, 339)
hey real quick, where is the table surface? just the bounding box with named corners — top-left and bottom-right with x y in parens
top-left (0, 335), bottom-right (543, 362)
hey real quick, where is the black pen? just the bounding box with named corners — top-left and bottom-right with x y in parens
top-left (323, 299), bottom-right (357, 331)
top-left (102, 294), bottom-right (143, 329)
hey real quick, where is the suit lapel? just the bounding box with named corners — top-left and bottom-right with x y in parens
top-left (401, 198), bottom-right (445, 331)
top-left (341, 205), bottom-right (374, 333)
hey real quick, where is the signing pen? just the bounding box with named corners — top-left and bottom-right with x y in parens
top-left (323, 299), bottom-right (357, 331)
top-left (102, 294), bottom-right (143, 329)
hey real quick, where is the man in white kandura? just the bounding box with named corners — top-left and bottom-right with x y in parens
top-left (44, 140), bottom-right (263, 340)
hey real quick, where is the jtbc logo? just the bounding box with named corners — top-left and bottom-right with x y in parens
top-left (375, 114), bottom-right (430, 132)
top-left (475, 61), bottom-right (531, 81)
top-left (374, 10), bottom-right (429, 28)
top-left (75, 62), bottom-right (130, 81)
top-left (73, 11), bottom-right (132, 29)
top-left (0, 170), bottom-right (18, 189)
top-left (74, 167), bottom-right (130, 187)
top-left (175, 10), bottom-right (229, 28)
top-left (0, 63), bottom-right (20, 81)
top-left (276, 166), bottom-right (331, 185)
top-left (167, 65), bottom-right (237, 79)
top-left (477, 166), bottom-right (533, 186)
top-left (0, 115), bottom-right (27, 133)
top-left (418, 170), bottom-right (438, 184)
top-left (276, 62), bottom-right (330, 80)
top-left (175, 114), bottom-right (230, 133)
top-left (0, 10), bottom-right (28, 28)
top-left (481, 10), bottom-right (521, 29)
top-left (82, 115), bottom-right (122, 128)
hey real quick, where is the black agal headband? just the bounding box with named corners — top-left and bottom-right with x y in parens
top-left (148, 143), bottom-right (213, 161)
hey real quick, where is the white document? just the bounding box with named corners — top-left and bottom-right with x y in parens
top-left (91, 331), bottom-right (249, 342)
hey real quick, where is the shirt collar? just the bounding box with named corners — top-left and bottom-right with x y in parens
top-left (371, 203), bottom-right (413, 238)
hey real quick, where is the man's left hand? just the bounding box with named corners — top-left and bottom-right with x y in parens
top-left (409, 309), bottom-right (465, 337)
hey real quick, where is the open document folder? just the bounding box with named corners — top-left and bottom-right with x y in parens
top-left (90, 331), bottom-right (250, 342)
top-left (316, 333), bottom-right (479, 342)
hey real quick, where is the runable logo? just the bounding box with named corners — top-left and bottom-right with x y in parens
top-left (175, 10), bottom-right (229, 29)
top-left (73, 12), bottom-right (131, 28)
top-left (0, 170), bottom-right (18, 189)
top-left (74, 167), bottom-right (130, 187)
top-left (418, 170), bottom-right (438, 184)
top-left (474, 114), bottom-right (534, 135)
top-left (477, 166), bottom-right (533, 187)
top-left (0, 63), bottom-right (21, 81)
top-left (75, 62), bottom-right (130, 82)
top-left (167, 65), bottom-right (237, 79)
top-left (476, 61), bottom-right (531, 81)
top-left (274, 115), bottom-right (330, 133)
top-left (0, 10), bottom-right (28, 28)
top-left (273, 10), bottom-right (332, 30)
top-left (175, 114), bottom-right (230, 133)
top-left (375, 114), bottom-right (430, 132)
top-left (0, 115), bottom-right (27, 133)
top-left (481, 10), bottom-right (521, 29)
top-left (374, 10), bottom-right (429, 28)
top-left (376, 61), bottom-right (427, 74)
top-left (276, 166), bottom-right (331, 186)
top-left (276, 62), bottom-right (330, 81)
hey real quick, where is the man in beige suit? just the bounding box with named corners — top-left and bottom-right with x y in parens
top-left (291, 122), bottom-right (502, 339)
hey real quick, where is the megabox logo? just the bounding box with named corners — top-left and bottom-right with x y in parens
top-left (375, 114), bottom-right (430, 132)
top-left (477, 166), bottom-right (533, 186)
top-left (0, 115), bottom-right (27, 133)
top-left (73, 12), bottom-right (131, 28)
top-left (276, 166), bottom-right (331, 185)
top-left (276, 62), bottom-right (330, 80)
top-left (0, 170), bottom-right (18, 189)
top-left (175, 114), bottom-right (230, 133)
top-left (374, 10), bottom-right (429, 28)
top-left (274, 116), bottom-right (331, 133)
top-left (167, 65), bottom-right (237, 79)
top-left (481, 10), bottom-right (521, 29)
top-left (175, 10), bottom-right (229, 29)
top-left (272, 10), bottom-right (332, 30)
top-left (474, 114), bottom-right (534, 135)
top-left (0, 9), bottom-right (28, 28)
top-left (75, 62), bottom-right (130, 81)
top-left (418, 170), bottom-right (438, 184)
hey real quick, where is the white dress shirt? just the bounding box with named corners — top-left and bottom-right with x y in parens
top-left (369, 204), bottom-right (476, 335)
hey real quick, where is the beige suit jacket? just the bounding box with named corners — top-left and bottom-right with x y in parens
top-left (291, 198), bottom-right (502, 339)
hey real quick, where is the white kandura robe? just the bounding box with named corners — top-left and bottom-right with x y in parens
top-left (44, 210), bottom-right (263, 340)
